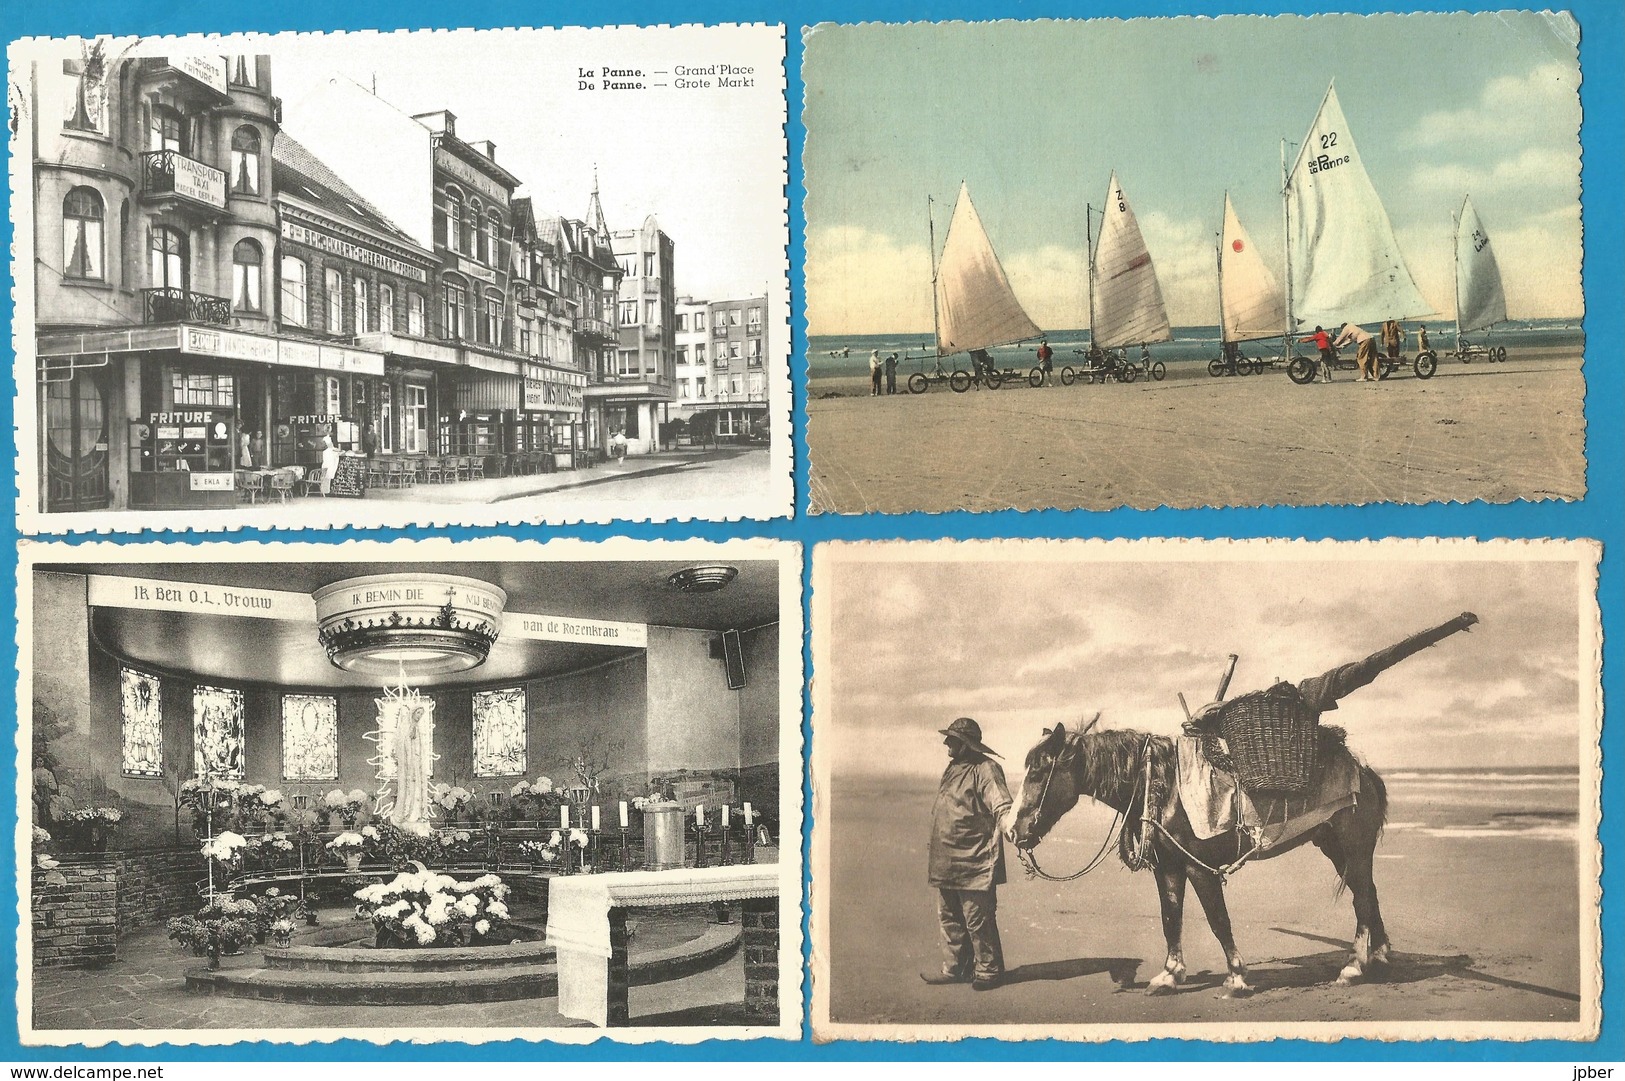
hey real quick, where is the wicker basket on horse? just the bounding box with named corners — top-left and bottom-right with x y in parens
top-left (1204, 683), bottom-right (1318, 794)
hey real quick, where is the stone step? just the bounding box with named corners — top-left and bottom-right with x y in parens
top-left (263, 940), bottom-right (555, 973)
top-left (185, 924), bottom-right (739, 1005)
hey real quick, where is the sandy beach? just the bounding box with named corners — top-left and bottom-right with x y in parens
top-left (807, 348), bottom-right (1585, 514)
top-left (815, 772), bottom-right (1591, 1040)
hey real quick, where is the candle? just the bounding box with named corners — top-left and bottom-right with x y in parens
top-left (561, 805), bottom-right (570, 829)
top-left (591, 805), bottom-right (601, 831)
top-left (619, 801), bottom-right (629, 829)
top-left (722, 804), bottom-right (730, 828)
top-left (696, 804), bottom-right (706, 827)
top-left (743, 801), bottom-right (753, 824)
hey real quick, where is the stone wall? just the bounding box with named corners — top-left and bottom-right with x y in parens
top-left (32, 856), bottom-right (117, 969)
top-left (741, 896), bottom-right (779, 1019)
top-left (115, 846), bottom-right (204, 934)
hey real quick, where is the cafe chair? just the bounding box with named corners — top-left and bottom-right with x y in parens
top-left (298, 468), bottom-right (326, 498)
top-left (423, 456), bottom-right (444, 484)
top-left (269, 472), bottom-right (296, 503)
top-left (469, 456), bottom-right (486, 481)
top-left (237, 471), bottom-right (264, 505)
top-left (366, 457), bottom-right (389, 489)
top-left (399, 460), bottom-right (418, 489)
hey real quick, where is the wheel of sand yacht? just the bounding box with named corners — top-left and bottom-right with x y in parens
top-left (1208, 358), bottom-right (1226, 378)
top-left (1287, 357), bottom-right (1317, 384)
top-left (949, 370), bottom-right (972, 393)
top-left (1119, 364), bottom-right (1139, 384)
top-left (908, 373), bottom-right (928, 394)
top-left (1249, 357), bottom-right (1266, 375)
top-left (1495, 346), bottom-right (1508, 363)
top-left (1028, 367), bottom-right (1045, 388)
top-left (984, 369), bottom-right (1003, 390)
top-left (1414, 352), bottom-right (1438, 379)
top-left (1149, 361), bottom-right (1166, 381)
top-left (1060, 366), bottom-right (1077, 386)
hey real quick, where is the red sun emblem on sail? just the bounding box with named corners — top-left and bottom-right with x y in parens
top-left (1232, 239), bottom-right (1245, 253)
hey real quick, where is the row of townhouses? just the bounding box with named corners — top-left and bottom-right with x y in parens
top-left (30, 47), bottom-right (770, 514)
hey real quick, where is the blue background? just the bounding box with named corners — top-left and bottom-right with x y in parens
top-left (2, 0), bottom-right (1619, 1063)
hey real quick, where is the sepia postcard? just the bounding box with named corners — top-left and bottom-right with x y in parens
top-left (19, 536), bottom-right (803, 1045)
top-left (810, 538), bottom-right (1601, 1041)
top-left (12, 24), bottom-right (791, 534)
top-left (803, 12), bottom-right (1585, 515)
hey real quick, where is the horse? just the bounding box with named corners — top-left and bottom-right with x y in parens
top-left (1010, 718), bottom-right (1390, 997)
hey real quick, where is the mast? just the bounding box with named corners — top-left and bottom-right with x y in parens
top-left (1216, 194), bottom-right (1227, 348)
top-left (1280, 138), bottom-right (1294, 360)
top-left (928, 194), bottom-right (942, 359)
top-left (1085, 203), bottom-right (1096, 348)
top-left (1452, 199), bottom-right (1463, 352)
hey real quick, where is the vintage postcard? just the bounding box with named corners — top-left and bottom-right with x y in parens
top-left (11, 24), bottom-right (790, 533)
top-left (810, 538), bottom-right (1601, 1041)
top-left (19, 536), bottom-right (803, 1045)
top-left (803, 12), bottom-right (1585, 514)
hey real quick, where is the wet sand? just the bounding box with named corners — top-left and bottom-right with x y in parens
top-left (807, 348), bottom-right (1585, 514)
top-left (815, 776), bottom-right (1591, 1039)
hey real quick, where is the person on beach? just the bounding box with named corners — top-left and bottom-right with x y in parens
top-left (869, 350), bottom-right (884, 396)
top-left (249, 430), bottom-right (266, 467)
top-left (923, 717), bottom-right (1014, 992)
top-left (1036, 339), bottom-right (1054, 385)
top-left (1140, 342), bottom-right (1152, 370)
top-left (1417, 324), bottom-right (1431, 354)
top-left (1335, 322), bottom-right (1380, 382)
top-left (1382, 319), bottom-right (1404, 361)
top-left (969, 349), bottom-right (995, 389)
top-left (239, 429), bottom-right (252, 469)
top-left (1299, 326), bottom-right (1336, 382)
top-left (885, 352), bottom-right (900, 395)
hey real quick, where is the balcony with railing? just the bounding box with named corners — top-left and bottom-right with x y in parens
top-left (142, 287), bottom-right (231, 327)
top-left (140, 150), bottom-right (228, 211)
top-left (573, 315), bottom-right (616, 341)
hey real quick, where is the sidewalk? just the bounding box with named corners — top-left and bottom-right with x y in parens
top-left (360, 447), bottom-right (753, 505)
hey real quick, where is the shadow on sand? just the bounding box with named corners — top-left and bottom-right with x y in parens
top-left (1001, 957), bottom-right (1143, 989)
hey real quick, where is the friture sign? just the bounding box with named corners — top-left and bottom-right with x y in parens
top-left (434, 147), bottom-right (509, 206)
top-left (281, 220), bottom-right (430, 283)
top-left (171, 55), bottom-right (228, 96)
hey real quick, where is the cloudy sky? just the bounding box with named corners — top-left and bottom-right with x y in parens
top-left (816, 542), bottom-right (1595, 779)
top-left (804, 12), bottom-right (1583, 336)
top-left (225, 26), bottom-right (788, 302)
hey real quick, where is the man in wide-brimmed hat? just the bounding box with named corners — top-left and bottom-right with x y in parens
top-left (923, 716), bottom-right (1014, 991)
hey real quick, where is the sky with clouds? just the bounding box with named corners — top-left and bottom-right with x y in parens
top-left (804, 12), bottom-right (1583, 336)
top-left (817, 543), bottom-right (1594, 779)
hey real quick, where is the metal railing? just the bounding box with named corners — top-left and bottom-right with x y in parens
top-left (140, 150), bottom-right (227, 209)
top-left (142, 287), bottom-right (231, 326)
top-left (574, 315), bottom-right (615, 339)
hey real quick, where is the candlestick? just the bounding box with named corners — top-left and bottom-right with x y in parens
top-left (722, 804), bottom-right (730, 828)
top-left (561, 805), bottom-right (570, 829)
top-left (743, 801), bottom-right (753, 824)
top-left (619, 801), bottom-right (629, 829)
top-left (591, 805), bottom-right (601, 831)
top-left (696, 804), bottom-right (705, 827)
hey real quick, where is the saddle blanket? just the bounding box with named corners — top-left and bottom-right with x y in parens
top-left (1175, 736), bottom-right (1361, 849)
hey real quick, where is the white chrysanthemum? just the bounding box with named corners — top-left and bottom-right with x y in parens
top-left (486, 900), bottom-right (509, 920)
top-left (455, 894), bottom-right (481, 918)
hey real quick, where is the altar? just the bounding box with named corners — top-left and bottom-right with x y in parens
top-left (547, 864), bottom-right (781, 1027)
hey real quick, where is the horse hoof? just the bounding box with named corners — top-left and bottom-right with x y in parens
top-left (1146, 971), bottom-right (1182, 996)
top-left (1222, 976), bottom-right (1255, 998)
top-left (1336, 963), bottom-right (1364, 986)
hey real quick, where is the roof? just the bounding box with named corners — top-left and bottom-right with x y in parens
top-left (272, 133), bottom-right (427, 256)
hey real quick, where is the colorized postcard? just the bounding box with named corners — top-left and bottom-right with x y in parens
top-left (12, 25), bottom-right (791, 534)
top-left (803, 13), bottom-right (1585, 514)
top-left (19, 536), bottom-right (803, 1045)
top-left (810, 538), bottom-right (1601, 1041)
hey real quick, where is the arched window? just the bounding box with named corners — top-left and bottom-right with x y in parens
top-left (353, 277), bottom-right (370, 334)
top-left (230, 127), bottom-right (261, 195)
top-left (232, 238), bottom-right (262, 312)
top-left (148, 105), bottom-right (183, 153)
top-left (378, 282), bottom-right (396, 333)
top-left (280, 256), bottom-right (308, 327)
top-left (443, 274), bottom-right (468, 340)
top-left (467, 198), bottom-right (482, 260)
top-left (149, 226), bottom-right (187, 291)
top-left (62, 187), bottom-right (104, 280)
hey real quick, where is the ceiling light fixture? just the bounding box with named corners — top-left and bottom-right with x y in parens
top-left (666, 565), bottom-right (739, 594)
top-left (313, 574), bottom-right (508, 676)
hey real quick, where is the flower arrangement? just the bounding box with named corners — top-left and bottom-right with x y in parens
top-left (506, 776), bottom-right (560, 821)
top-left (200, 830), bottom-right (250, 868)
top-left (436, 829), bottom-right (474, 857)
top-left (247, 831), bottom-right (296, 865)
top-left (431, 783), bottom-right (473, 821)
top-left (323, 788), bottom-right (370, 827)
top-left (326, 831), bottom-right (368, 859)
top-left (352, 863), bottom-right (511, 948)
top-left (62, 806), bottom-right (123, 825)
top-left (32, 826), bottom-right (66, 885)
top-left (166, 897), bottom-right (257, 964)
top-left (249, 887), bottom-right (310, 941)
top-left (518, 839), bottom-right (558, 864)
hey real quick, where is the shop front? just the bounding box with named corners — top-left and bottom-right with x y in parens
top-left (520, 363), bottom-right (588, 471)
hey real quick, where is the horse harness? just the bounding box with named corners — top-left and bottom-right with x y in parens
top-left (1016, 732), bottom-right (1265, 884)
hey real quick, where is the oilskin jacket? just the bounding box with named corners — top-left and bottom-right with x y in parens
top-left (928, 756), bottom-right (1014, 891)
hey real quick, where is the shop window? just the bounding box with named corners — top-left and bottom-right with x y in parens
top-left (119, 667), bottom-right (163, 778)
top-left (408, 293), bottom-right (425, 337)
top-left (228, 55), bottom-right (258, 88)
top-left (280, 256), bottom-right (308, 327)
top-left (171, 371), bottom-right (235, 407)
top-left (193, 684), bottom-right (245, 780)
top-left (324, 267), bottom-right (344, 334)
top-left (149, 226), bottom-right (187, 291)
top-left (63, 49), bottom-right (108, 133)
top-left (232, 239), bottom-right (262, 313)
top-left (443, 276), bottom-right (468, 340)
top-left (230, 127), bottom-right (261, 195)
top-left (353, 277), bottom-right (371, 334)
top-left (472, 687), bottom-right (527, 777)
top-left (281, 694), bottom-right (339, 782)
top-left (62, 187), bottom-right (104, 280)
top-left (406, 384), bottom-right (429, 453)
top-left (378, 283), bottom-right (395, 333)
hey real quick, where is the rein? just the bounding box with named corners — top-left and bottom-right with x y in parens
top-left (1016, 734), bottom-right (1151, 882)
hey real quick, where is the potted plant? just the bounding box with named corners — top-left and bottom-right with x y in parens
top-left (352, 863), bottom-right (512, 949)
top-left (200, 830), bottom-right (249, 876)
top-left (166, 898), bottom-right (256, 969)
top-left (60, 806), bottom-right (123, 852)
top-left (431, 783), bottom-right (472, 826)
top-left (326, 830), bottom-right (368, 872)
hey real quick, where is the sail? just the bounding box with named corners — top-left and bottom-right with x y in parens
top-left (1285, 84), bottom-right (1431, 327)
top-left (1220, 194), bottom-right (1286, 344)
top-left (934, 183), bottom-right (1041, 355)
top-left (1455, 195), bottom-right (1507, 335)
top-left (1091, 172), bottom-right (1171, 349)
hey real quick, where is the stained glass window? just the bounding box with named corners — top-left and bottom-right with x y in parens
top-left (119, 667), bottom-right (163, 777)
top-left (471, 687), bottom-right (527, 777)
top-left (282, 694), bottom-right (339, 781)
top-left (193, 685), bottom-right (245, 780)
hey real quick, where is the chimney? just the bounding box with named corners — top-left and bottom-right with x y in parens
top-left (471, 139), bottom-right (498, 162)
top-left (411, 109), bottom-right (456, 136)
